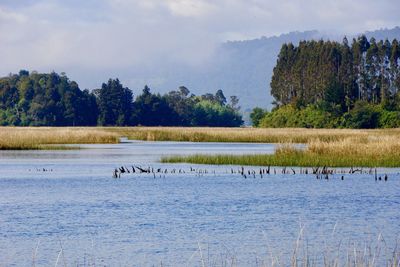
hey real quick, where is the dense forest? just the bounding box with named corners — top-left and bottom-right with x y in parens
top-left (0, 71), bottom-right (242, 127)
top-left (252, 35), bottom-right (400, 128)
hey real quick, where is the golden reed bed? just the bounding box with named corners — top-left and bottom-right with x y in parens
top-left (114, 127), bottom-right (379, 143)
top-left (0, 127), bottom-right (119, 150)
top-left (1, 127), bottom-right (400, 167)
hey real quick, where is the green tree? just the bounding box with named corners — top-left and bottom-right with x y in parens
top-left (164, 86), bottom-right (195, 126)
top-left (133, 85), bottom-right (179, 126)
top-left (250, 107), bottom-right (267, 127)
top-left (191, 100), bottom-right (242, 127)
top-left (97, 79), bottom-right (133, 126)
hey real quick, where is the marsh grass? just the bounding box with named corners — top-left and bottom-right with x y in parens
top-left (115, 127), bottom-right (400, 167)
top-left (0, 127), bottom-right (119, 150)
top-left (163, 147), bottom-right (400, 167)
top-left (161, 128), bottom-right (400, 167)
top-left (110, 127), bottom-right (379, 143)
top-left (2, 127), bottom-right (400, 167)
top-left (0, 126), bottom-right (365, 150)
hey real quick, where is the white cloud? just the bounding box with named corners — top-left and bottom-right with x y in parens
top-left (164, 0), bottom-right (216, 17)
top-left (0, 7), bottom-right (27, 23)
top-left (0, 0), bottom-right (399, 88)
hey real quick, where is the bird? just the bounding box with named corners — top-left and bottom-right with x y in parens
top-left (113, 168), bottom-right (119, 178)
top-left (136, 166), bottom-right (149, 173)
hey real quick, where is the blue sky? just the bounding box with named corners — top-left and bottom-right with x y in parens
top-left (1, 0), bottom-right (399, 88)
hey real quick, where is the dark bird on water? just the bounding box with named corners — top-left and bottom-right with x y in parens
top-left (113, 168), bottom-right (119, 178)
top-left (136, 166), bottom-right (149, 173)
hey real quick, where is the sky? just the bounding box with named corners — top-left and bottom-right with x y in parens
top-left (1, 0), bottom-right (400, 89)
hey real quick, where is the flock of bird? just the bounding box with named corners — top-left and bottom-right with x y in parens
top-left (112, 165), bottom-right (390, 181)
top-left (112, 165), bottom-right (215, 179)
top-left (29, 168), bottom-right (53, 172)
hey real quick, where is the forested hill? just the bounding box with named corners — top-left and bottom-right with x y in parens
top-left (0, 71), bottom-right (242, 127)
top-left (252, 36), bottom-right (400, 129)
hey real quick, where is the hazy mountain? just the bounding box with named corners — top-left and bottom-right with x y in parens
top-left (124, 27), bottom-right (399, 115)
top-left (124, 30), bottom-right (326, 113)
top-left (364, 26), bottom-right (400, 41)
top-left (190, 30), bottom-right (325, 111)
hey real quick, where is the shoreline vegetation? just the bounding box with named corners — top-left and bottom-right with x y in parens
top-left (2, 127), bottom-right (400, 167)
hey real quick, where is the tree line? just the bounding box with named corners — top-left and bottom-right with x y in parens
top-left (0, 71), bottom-right (243, 127)
top-left (252, 35), bottom-right (400, 128)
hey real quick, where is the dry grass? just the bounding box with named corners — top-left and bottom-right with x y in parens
top-left (110, 127), bottom-right (378, 143)
top-left (0, 127), bottom-right (119, 150)
top-left (307, 135), bottom-right (400, 158)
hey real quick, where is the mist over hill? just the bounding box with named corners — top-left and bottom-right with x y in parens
top-left (116, 27), bottom-right (400, 114)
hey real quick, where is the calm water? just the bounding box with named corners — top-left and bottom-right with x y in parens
top-left (0, 141), bottom-right (399, 266)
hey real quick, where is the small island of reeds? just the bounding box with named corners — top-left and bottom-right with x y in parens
top-left (156, 127), bottom-right (400, 167)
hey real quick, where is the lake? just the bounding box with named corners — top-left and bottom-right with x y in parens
top-left (0, 140), bottom-right (399, 266)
